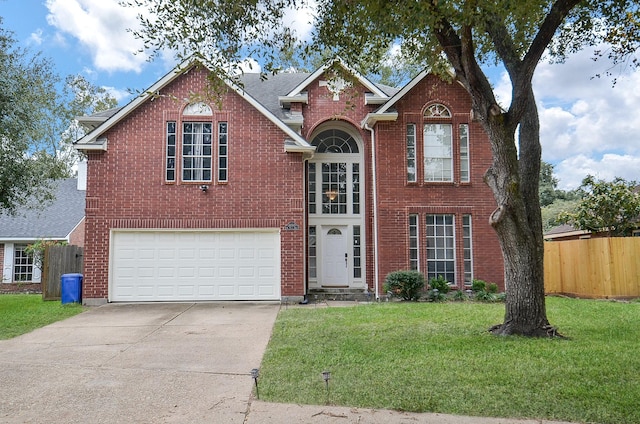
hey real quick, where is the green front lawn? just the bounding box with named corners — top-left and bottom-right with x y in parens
top-left (0, 294), bottom-right (85, 339)
top-left (260, 297), bottom-right (640, 424)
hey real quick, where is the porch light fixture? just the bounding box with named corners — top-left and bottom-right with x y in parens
top-left (251, 368), bottom-right (260, 399)
top-left (325, 189), bottom-right (338, 201)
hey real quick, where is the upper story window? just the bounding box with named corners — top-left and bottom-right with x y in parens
top-left (182, 122), bottom-right (212, 182)
top-left (459, 124), bottom-right (470, 183)
top-left (309, 128), bottom-right (361, 216)
top-left (315, 129), bottom-right (359, 153)
top-left (165, 103), bottom-right (228, 184)
top-left (424, 103), bottom-right (453, 182)
top-left (410, 103), bottom-right (470, 184)
top-left (406, 124), bottom-right (417, 182)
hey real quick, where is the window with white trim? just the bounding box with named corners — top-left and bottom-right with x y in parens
top-left (459, 124), bottom-right (470, 183)
top-left (218, 122), bottom-right (228, 182)
top-left (308, 226), bottom-right (317, 279)
top-left (426, 214), bottom-right (456, 284)
top-left (409, 214), bottom-right (419, 270)
top-left (182, 122), bottom-right (212, 182)
top-left (412, 213), bottom-right (474, 287)
top-left (353, 225), bottom-right (362, 278)
top-left (406, 124), bottom-right (417, 182)
top-left (166, 122), bottom-right (177, 182)
top-left (424, 123), bottom-right (453, 182)
top-left (423, 105), bottom-right (453, 182)
top-left (164, 103), bottom-right (230, 184)
top-left (14, 244), bottom-right (34, 282)
top-left (462, 215), bottom-right (473, 285)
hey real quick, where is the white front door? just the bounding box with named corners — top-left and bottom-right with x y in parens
top-left (322, 226), bottom-right (348, 286)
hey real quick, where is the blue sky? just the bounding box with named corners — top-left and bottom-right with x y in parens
top-left (3, 0), bottom-right (639, 190)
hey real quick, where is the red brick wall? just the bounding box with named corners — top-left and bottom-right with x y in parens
top-left (83, 67), bottom-right (307, 301)
top-left (373, 75), bottom-right (504, 289)
top-left (68, 218), bottom-right (85, 247)
top-left (83, 67), bottom-right (505, 301)
top-left (299, 73), bottom-right (381, 290)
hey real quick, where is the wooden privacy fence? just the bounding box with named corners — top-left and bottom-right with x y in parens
top-left (42, 245), bottom-right (84, 300)
top-left (544, 237), bottom-right (640, 299)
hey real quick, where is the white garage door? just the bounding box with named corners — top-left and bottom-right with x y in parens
top-left (110, 230), bottom-right (281, 301)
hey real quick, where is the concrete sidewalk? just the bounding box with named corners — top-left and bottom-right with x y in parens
top-left (0, 301), bottom-right (576, 423)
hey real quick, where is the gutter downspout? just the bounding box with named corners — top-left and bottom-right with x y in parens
top-left (364, 123), bottom-right (381, 300)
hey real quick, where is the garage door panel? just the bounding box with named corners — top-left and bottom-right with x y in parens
top-left (111, 230), bottom-right (280, 301)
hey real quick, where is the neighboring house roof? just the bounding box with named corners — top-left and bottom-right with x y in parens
top-left (0, 179), bottom-right (85, 240)
top-left (544, 224), bottom-right (590, 240)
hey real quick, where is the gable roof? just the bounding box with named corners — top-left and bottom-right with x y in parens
top-left (74, 60), bottom-right (314, 153)
top-left (362, 68), bottom-right (460, 127)
top-left (283, 58), bottom-right (393, 101)
top-left (0, 179), bottom-right (85, 240)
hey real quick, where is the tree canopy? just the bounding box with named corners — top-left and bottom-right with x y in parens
top-left (561, 175), bottom-right (640, 236)
top-left (126, 0), bottom-right (639, 336)
top-left (0, 19), bottom-right (117, 215)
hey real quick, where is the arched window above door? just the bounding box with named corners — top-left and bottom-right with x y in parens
top-left (312, 129), bottom-right (359, 153)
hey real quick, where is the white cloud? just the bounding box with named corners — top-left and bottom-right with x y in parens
top-left (28, 29), bottom-right (44, 45)
top-left (555, 154), bottom-right (640, 190)
top-left (491, 46), bottom-right (640, 190)
top-left (45, 0), bottom-right (148, 73)
top-left (102, 86), bottom-right (132, 104)
top-left (282, 1), bottom-right (316, 41)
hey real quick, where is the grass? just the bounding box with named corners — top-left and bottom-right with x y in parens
top-left (259, 297), bottom-right (640, 424)
top-left (0, 294), bottom-right (85, 339)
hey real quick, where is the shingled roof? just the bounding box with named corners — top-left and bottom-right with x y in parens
top-left (77, 68), bottom-right (401, 136)
top-left (0, 179), bottom-right (85, 240)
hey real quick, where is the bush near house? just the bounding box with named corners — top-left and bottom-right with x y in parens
top-left (383, 270), bottom-right (425, 301)
top-left (427, 275), bottom-right (450, 302)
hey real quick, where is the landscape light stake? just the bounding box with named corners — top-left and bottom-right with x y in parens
top-left (251, 368), bottom-right (260, 399)
top-left (322, 370), bottom-right (331, 404)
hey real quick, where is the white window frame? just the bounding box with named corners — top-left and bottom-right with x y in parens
top-left (13, 244), bottom-right (34, 282)
top-left (182, 121), bottom-right (213, 182)
top-left (462, 215), bottom-right (473, 285)
top-left (406, 124), bottom-right (417, 182)
top-left (459, 124), bottom-right (470, 183)
top-left (218, 122), bottom-right (228, 182)
top-left (166, 121), bottom-right (177, 182)
top-left (409, 214), bottom-right (419, 271)
top-left (426, 214), bottom-right (456, 284)
top-left (423, 123), bottom-right (453, 182)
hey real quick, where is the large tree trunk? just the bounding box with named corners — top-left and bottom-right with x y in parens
top-left (483, 90), bottom-right (557, 337)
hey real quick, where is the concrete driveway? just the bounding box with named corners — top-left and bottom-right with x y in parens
top-left (0, 302), bottom-right (279, 424)
top-left (0, 301), bottom-right (577, 424)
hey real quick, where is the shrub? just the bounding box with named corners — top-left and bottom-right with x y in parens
top-left (427, 275), bottom-right (450, 302)
top-left (451, 289), bottom-right (468, 302)
top-left (383, 270), bottom-right (426, 301)
top-left (474, 290), bottom-right (498, 302)
top-left (471, 279), bottom-right (502, 302)
top-left (471, 279), bottom-right (487, 292)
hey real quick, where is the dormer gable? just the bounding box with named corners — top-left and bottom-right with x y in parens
top-left (279, 58), bottom-right (391, 109)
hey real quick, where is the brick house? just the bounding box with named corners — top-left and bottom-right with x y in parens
top-left (74, 59), bottom-right (503, 305)
top-left (0, 176), bottom-right (85, 286)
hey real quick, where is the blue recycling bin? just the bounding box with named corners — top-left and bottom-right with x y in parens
top-left (61, 273), bottom-right (83, 304)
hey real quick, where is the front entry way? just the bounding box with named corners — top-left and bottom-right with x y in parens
top-left (322, 226), bottom-right (348, 286)
top-left (306, 125), bottom-right (366, 291)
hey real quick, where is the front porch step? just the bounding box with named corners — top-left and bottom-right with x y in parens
top-left (306, 288), bottom-right (375, 302)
